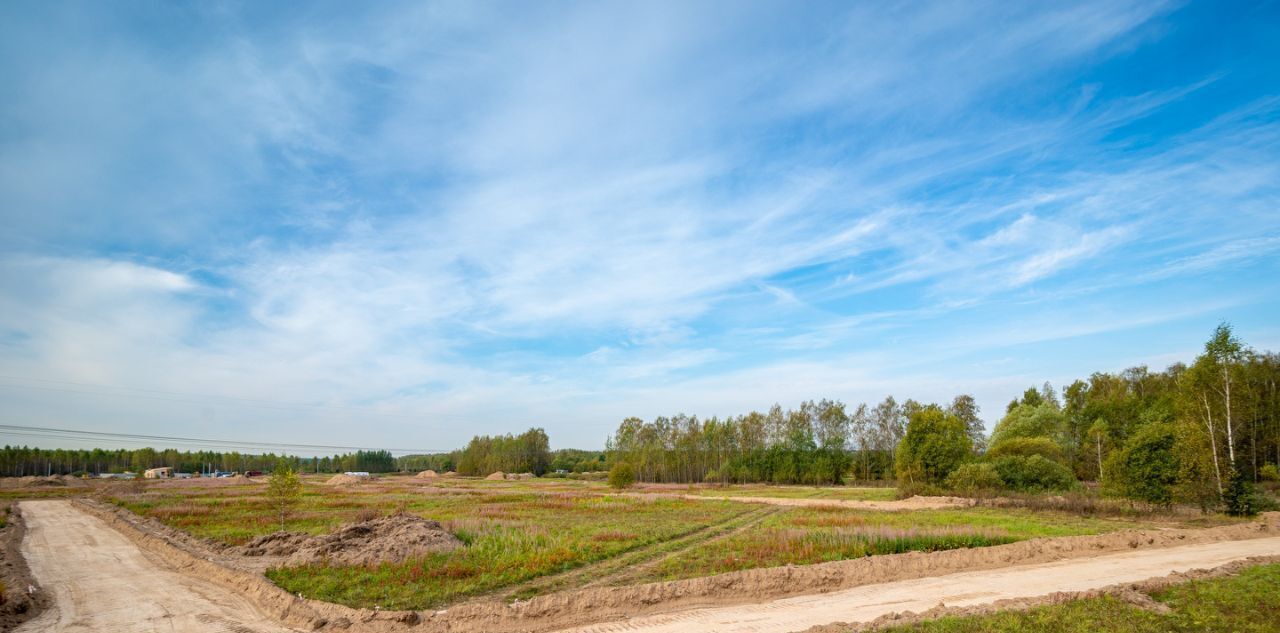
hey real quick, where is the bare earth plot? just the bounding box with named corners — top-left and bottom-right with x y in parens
top-left (16, 499), bottom-right (298, 633)
top-left (553, 536), bottom-right (1280, 633)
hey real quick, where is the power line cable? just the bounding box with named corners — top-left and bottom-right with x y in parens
top-left (0, 375), bottom-right (480, 421)
top-left (0, 424), bottom-right (449, 455)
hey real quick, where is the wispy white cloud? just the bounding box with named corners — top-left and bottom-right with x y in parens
top-left (1, 0), bottom-right (1277, 448)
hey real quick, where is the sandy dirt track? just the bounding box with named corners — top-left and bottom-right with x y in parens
top-left (676, 493), bottom-right (971, 511)
top-left (555, 535), bottom-right (1280, 633)
top-left (16, 500), bottom-right (299, 633)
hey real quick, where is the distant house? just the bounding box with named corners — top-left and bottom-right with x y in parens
top-left (344, 471), bottom-right (371, 477)
top-left (144, 467), bottom-right (173, 479)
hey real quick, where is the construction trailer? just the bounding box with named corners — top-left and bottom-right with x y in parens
top-left (143, 467), bottom-right (173, 479)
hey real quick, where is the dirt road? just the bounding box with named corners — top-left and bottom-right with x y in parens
top-left (555, 536), bottom-right (1280, 633)
top-left (678, 493), bottom-right (971, 511)
top-left (16, 500), bottom-right (299, 633)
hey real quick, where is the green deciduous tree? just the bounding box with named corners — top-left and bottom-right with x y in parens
top-left (608, 461), bottom-right (635, 490)
top-left (267, 463), bottom-right (303, 531)
top-left (894, 405), bottom-right (972, 485)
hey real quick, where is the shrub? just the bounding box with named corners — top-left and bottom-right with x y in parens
top-left (1104, 423), bottom-right (1178, 507)
top-left (607, 462), bottom-right (635, 490)
top-left (985, 437), bottom-right (1067, 465)
top-left (991, 455), bottom-right (1075, 493)
top-left (1261, 464), bottom-right (1280, 482)
top-left (1223, 466), bottom-right (1256, 517)
top-left (946, 462), bottom-right (1004, 495)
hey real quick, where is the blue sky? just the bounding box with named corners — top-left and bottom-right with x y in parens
top-left (1, 1), bottom-right (1278, 452)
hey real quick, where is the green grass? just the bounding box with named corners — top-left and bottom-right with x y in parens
top-left (641, 506), bottom-right (1139, 581)
top-left (879, 562), bottom-right (1280, 632)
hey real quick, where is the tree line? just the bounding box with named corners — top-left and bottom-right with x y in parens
top-left (0, 446), bottom-right (398, 476)
top-left (606, 396), bottom-right (985, 485)
top-left (606, 324), bottom-right (1280, 513)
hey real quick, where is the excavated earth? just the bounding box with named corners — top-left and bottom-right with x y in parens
top-left (0, 504), bottom-right (49, 631)
top-left (238, 514), bottom-right (462, 566)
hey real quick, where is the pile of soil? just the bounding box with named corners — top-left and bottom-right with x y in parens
top-left (239, 514), bottom-right (462, 566)
top-left (0, 504), bottom-right (50, 629)
top-left (512, 472), bottom-right (535, 480)
top-left (415, 470), bottom-right (438, 479)
top-left (237, 531), bottom-right (312, 557)
top-left (4, 475), bottom-right (84, 489)
top-left (442, 471), bottom-right (458, 477)
top-left (324, 474), bottom-right (369, 486)
top-left (485, 471), bottom-right (506, 481)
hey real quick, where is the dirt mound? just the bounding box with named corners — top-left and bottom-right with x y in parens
top-left (313, 514), bottom-right (462, 566)
top-left (443, 471), bottom-right (458, 477)
top-left (485, 471), bottom-right (506, 480)
top-left (17, 475), bottom-right (68, 487)
top-left (237, 531), bottom-right (312, 557)
top-left (512, 472), bottom-right (535, 480)
top-left (324, 474), bottom-right (368, 486)
top-left (415, 470), bottom-right (438, 479)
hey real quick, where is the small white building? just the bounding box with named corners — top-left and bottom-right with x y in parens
top-left (144, 467), bottom-right (173, 479)
top-left (343, 471), bottom-right (371, 477)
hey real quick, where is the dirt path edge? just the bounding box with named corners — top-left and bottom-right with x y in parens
top-left (73, 499), bottom-right (1280, 633)
top-left (70, 499), bottom-right (331, 631)
top-left (807, 553), bottom-right (1280, 632)
top-left (1, 503), bottom-right (49, 632)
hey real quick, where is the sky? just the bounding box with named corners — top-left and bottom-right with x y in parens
top-left (1, 1), bottom-right (1279, 454)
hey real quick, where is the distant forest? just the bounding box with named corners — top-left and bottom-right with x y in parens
top-left (0, 436), bottom-right (604, 478)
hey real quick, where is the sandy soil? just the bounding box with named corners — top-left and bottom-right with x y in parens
top-left (554, 536), bottom-right (1280, 633)
top-left (671, 493), bottom-right (974, 511)
top-left (14, 500), bottom-right (301, 633)
top-left (0, 503), bottom-right (49, 631)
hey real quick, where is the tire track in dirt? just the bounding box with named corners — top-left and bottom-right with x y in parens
top-left (15, 500), bottom-right (301, 633)
top-left (592, 506), bottom-right (782, 588)
top-left (671, 493), bottom-right (973, 511)
top-left (494, 505), bottom-right (778, 601)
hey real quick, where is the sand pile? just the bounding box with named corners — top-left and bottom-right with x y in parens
top-left (442, 471), bottom-right (458, 477)
top-left (23, 475), bottom-right (67, 487)
top-left (237, 531), bottom-right (312, 557)
top-left (324, 474), bottom-right (368, 486)
top-left (511, 472), bottom-right (535, 480)
top-left (485, 471), bottom-right (505, 481)
top-left (239, 514), bottom-right (462, 566)
top-left (415, 470), bottom-right (438, 479)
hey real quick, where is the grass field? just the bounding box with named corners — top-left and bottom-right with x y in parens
top-left (636, 505), bottom-right (1140, 582)
top-left (878, 562), bottom-right (1280, 633)
top-left (95, 476), bottom-right (1200, 609)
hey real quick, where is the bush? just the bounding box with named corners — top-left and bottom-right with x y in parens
top-left (1223, 467), bottom-right (1256, 517)
top-left (991, 455), bottom-right (1075, 493)
top-left (607, 462), bottom-right (635, 490)
top-left (1261, 464), bottom-right (1280, 482)
top-left (1104, 423), bottom-right (1178, 507)
top-left (946, 462), bottom-right (1004, 495)
top-left (985, 437), bottom-right (1067, 465)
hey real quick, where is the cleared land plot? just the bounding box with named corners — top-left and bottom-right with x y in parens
top-left (101, 477), bottom-right (1223, 611)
